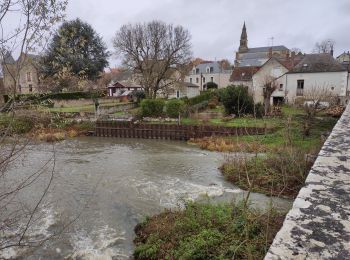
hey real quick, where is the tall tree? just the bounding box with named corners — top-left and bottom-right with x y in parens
top-left (113, 20), bottom-right (192, 98)
top-left (42, 19), bottom-right (109, 81)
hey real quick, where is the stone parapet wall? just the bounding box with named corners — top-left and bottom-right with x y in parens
top-left (265, 105), bottom-right (350, 259)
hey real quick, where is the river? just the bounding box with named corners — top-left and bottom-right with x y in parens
top-left (0, 137), bottom-right (292, 259)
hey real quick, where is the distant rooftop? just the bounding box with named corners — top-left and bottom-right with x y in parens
top-left (289, 54), bottom-right (347, 73)
top-left (246, 45), bottom-right (289, 53)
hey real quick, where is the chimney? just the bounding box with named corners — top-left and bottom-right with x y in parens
top-left (291, 51), bottom-right (296, 67)
top-left (268, 47), bottom-right (272, 58)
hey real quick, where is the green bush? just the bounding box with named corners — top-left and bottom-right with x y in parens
top-left (186, 91), bottom-right (215, 106)
top-left (205, 82), bottom-right (218, 90)
top-left (166, 99), bottom-right (185, 118)
top-left (219, 85), bottom-right (260, 117)
top-left (140, 99), bottom-right (165, 117)
top-left (134, 202), bottom-right (285, 260)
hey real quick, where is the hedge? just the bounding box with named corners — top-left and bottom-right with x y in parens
top-left (166, 99), bottom-right (185, 118)
top-left (11, 91), bottom-right (105, 102)
top-left (140, 99), bottom-right (165, 117)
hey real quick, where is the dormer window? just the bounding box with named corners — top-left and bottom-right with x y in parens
top-left (210, 67), bottom-right (214, 73)
top-left (206, 67), bottom-right (210, 73)
top-left (196, 68), bottom-right (200, 74)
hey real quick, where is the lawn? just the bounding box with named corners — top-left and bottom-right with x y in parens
top-left (38, 102), bottom-right (130, 113)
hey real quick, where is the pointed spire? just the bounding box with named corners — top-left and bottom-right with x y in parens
top-left (239, 22), bottom-right (248, 53)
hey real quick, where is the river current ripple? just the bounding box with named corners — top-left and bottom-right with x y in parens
top-left (0, 137), bottom-right (291, 259)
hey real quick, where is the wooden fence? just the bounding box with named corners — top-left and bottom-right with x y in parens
top-left (95, 121), bottom-right (271, 140)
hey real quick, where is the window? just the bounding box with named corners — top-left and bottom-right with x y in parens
top-left (210, 67), bottom-right (214, 73)
top-left (203, 77), bottom-right (206, 83)
top-left (211, 77), bottom-right (214, 82)
top-left (176, 90), bottom-right (180, 99)
top-left (190, 78), bottom-right (192, 83)
top-left (297, 80), bottom-right (304, 96)
top-left (206, 67), bottom-right (210, 73)
top-left (196, 68), bottom-right (200, 74)
top-left (279, 84), bottom-right (283, 90)
top-left (29, 84), bottom-right (33, 92)
top-left (196, 77), bottom-right (199, 83)
top-left (27, 72), bottom-right (32, 82)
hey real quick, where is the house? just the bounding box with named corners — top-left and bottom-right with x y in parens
top-left (107, 80), bottom-right (143, 102)
top-left (251, 53), bottom-right (304, 104)
top-left (336, 51), bottom-right (350, 65)
top-left (234, 22), bottom-right (290, 67)
top-left (167, 82), bottom-right (200, 99)
top-left (184, 61), bottom-right (232, 90)
top-left (281, 54), bottom-right (349, 104)
top-left (2, 52), bottom-right (40, 94)
top-left (230, 66), bottom-right (259, 88)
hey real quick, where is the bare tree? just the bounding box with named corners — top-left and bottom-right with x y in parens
top-left (262, 75), bottom-right (278, 116)
top-left (113, 20), bottom-right (192, 99)
top-left (299, 85), bottom-right (335, 137)
top-left (313, 39), bottom-right (335, 54)
top-left (0, 0), bottom-right (67, 257)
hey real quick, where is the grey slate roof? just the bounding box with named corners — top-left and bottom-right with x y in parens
top-left (2, 52), bottom-right (15, 64)
top-left (194, 62), bottom-right (221, 74)
top-left (289, 54), bottom-right (347, 73)
top-left (237, 58), bottom-right (269, 67)
top-left (246, 45), bottom-right (288, 53)
top-left (184, 82), bottom-right (199, 88)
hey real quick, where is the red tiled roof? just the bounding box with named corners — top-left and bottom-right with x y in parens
top-left (230, 66), bottom-right (260, 82)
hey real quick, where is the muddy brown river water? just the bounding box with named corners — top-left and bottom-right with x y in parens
top-left (0, 137), bottom-right (292, 259)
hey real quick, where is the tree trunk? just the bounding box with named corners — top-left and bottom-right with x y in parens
top-left (264, 96), bottom-right (271, 116)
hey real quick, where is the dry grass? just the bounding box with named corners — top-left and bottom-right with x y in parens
top-left (189, 137), bottom-right (268, 153)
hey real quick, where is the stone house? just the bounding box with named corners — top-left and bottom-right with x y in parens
top-left (185, 61), bottom-right (232, 90)
top-left (2, 53), bottom-right (40, 94)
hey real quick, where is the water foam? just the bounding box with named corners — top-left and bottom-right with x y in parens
top-left (67, 225), bottom-right (128, 260)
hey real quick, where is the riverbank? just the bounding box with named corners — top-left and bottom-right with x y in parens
top-left (189, 106), bottom-right (338, 198)
top-left (0, 111), bottom-right (94, 142)
top-left (134, 202), bottom-right (286, 260)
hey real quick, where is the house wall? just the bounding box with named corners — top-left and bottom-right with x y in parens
top-left (252, 59), bottom-right (289, 103)
top-left (168, 86), bottom-right (200, 99)
top-left (3, 61), bottom-right (39, 94)
top-left (185, 72), bottom-right (231, 90)
top-left (284, 71), bottom-right (348, 103)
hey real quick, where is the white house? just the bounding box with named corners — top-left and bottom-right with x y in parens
top-left (252, 58), bottom-right (290, 104)
top-left (281, 54), bottom-right (349, 104)
top-left (250, 53), bottom-right (349, 105)
top-left (167, 82), bottom-right (200, 99)
top-left (185, 61), bottom-right (232, 90)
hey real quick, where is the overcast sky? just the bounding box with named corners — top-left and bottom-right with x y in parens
top-left (66, 0), bottom-right (350, 67)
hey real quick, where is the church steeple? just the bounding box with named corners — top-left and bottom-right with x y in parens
top-left (239, 22), bottom-right (248, 53)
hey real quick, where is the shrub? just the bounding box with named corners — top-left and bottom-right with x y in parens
top-left (205, 82), bottom-right (218, 90)
top-left (134, 202), bottom-right (286, 260)
top-left (140, 99), bottom-right (165, 117)
top-left (219, 85), bottom-right (258, 117)
top-left (133, 90), bottom-right (146, 103)
top-left (186, 91), bottom-right (215, 106)
top-left (221, 147), bottom-right (311, 198)
top-left (166, 99), bottom-right (185, 118)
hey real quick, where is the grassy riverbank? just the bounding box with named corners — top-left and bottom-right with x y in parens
top-left (134, 202), bottom-right (286, 260)
top-left (0, 112), bottom-right (94, 141)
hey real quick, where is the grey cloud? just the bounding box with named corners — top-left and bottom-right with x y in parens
top-left (66, 0), bottom-right (350, 66)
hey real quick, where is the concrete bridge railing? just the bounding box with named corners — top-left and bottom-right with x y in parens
top-left (265, 105), bottom-right (350, 259)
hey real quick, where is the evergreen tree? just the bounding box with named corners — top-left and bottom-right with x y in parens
top-left (42, 19), bottom-right (109, 81)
